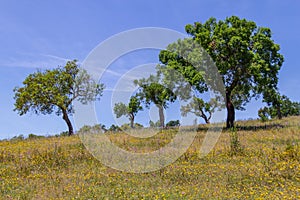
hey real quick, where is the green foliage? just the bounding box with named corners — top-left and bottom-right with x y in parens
top-left (11, 134), bottom-right (24, 141)
top-left (120, 123), bottom-right (144, 130)
top-left (135, 74), bottom-right (177, 128)
top-left (259, 93), bottom-right (300, 121)
top-left (229, 128), bottom-right (243, 156)
top-left (95, 124), bottom-right (107, 132)
top-left (258, 107), bottom-right (270, 122)
top-left (59, 131), bottom-right (70, 137)
top-left (77, 124), bottom-right (107, 134)
top-left (114, 103), bottom-right (128, 118)
top-left (135, 80), bottom-right (176, 110)
top-left (120, 123), bottom-right (130, 130)
top-left (149, 120), bottom-right (161, 128)
top-left (160, 16), bottom-right (284, 128)
top-left (114, 96), bottom-right (143, 128)
top-left (77, 125), bottom-right (92, 133)
top-left (108, 124), bottom-right (121, 132)
top-left (166, 120), bottom-right (180, 127)
top-left (28, 133), bottom-right (44, 139)
top-left (282, 100), bottom-right (300, 116)
top-left (134, 123), bottom-right (144, 128)
top-left (13, 60), bottom-right (105, 135)
top-left (181, 97), bottom-right (220, 124)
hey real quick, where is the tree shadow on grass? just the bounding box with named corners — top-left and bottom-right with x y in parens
top-left (196, 123), bottom-right (286, 132)
top-left (235, 123), bottom-right (285, 131)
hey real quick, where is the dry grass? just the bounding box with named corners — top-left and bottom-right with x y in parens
top-left (0, 116), bottom-right (299, 199)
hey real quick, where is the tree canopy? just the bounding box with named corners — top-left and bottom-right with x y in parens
top-left (134, 75), bottom-right (177, 128)
top-left (181, 97), bottom-right (219, 124)
top-left (160, 16), bottom-right (284, 128)
top-left (259, 94), bottom-right (300, 121)
top-left (166, 120), bottom-right (180, 127)
top-left (114, 95), bottom-right (143, 128)
top-left (14, 60), bottom-right (105, 135)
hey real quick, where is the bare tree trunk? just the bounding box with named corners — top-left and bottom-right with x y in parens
top-left (226, 91), bottom-right (235, 129)
top-left (203, 116), bottom-right (210, 124)
top-left (158, 105), bottom-right (165, 128)
top-left (199, 109), bottom-right (210, 124)
top-left (200, 112), bottom-right (210, 124)
top-left (62, 109), bottom-right (73, 136)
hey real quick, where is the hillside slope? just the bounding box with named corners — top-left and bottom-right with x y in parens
top-left (0, 116), bottom-right (299, 199)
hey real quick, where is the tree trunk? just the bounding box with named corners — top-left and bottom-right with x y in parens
top-left (204, 117), bottom-right (210, 124)
top-left (130, 114), bottom-right (134, 128)
top-left (201, 113), bottom-right (210, 124)
top-left (62, 109), bottom-right (73, 136)
top-left (226, 91), bottom-right (235, 129)
top-left (277, 106), bottom-right (282, 119)
top-left (158, 105), bottom-right (165, 128)
top-left (199, 108), bottom-right (210, 124)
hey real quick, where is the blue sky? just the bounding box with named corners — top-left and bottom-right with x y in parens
top-left (0, 0), bottom-right (299, 139)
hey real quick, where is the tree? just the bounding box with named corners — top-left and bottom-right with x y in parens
top-left (134, 75), bottom-right (177, 128)
top-left (14, 60), bottom-right (104, 136)
top-left (114, 96), bottom-right (143, 128)
top-left (160, 16), bottom-right (284, 128)
top-left (181, 97), bottom-right (218, 124)
top-left (259, 94), bottom-right (300, 121)
top-left (149, 120), bottom-right (161, 128)
top-left (258, 107), bottom-right (270, 122)
top-left (261, 89), bottom-right (283, 119)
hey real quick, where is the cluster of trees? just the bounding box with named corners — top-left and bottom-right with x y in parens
top-left (14, 16), bottom-right (300, 136)
top-left (114, 16), bottom-right (296, 129)
top-left (258, 90), bottom-right (300, 121)
top-left (148, 120), bottom-right (180, 128)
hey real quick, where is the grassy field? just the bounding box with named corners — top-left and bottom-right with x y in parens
top-left (0, 116), bottom-right (299, 199)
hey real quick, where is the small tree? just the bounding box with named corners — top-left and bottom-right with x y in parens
top-left (135, 75), bottom-right (177, 128)
top-left (149, 120), bottom-right (161, 128)
top-left (14, 60), bottom-right (104, 136)
top-left (166, 120), bottom-right (180, 127)
top-left (181, 97), bottom-right (219, 124)
top-left (114, 96), bottom-right (143, 128)
top-left (259, 93), bottom-right (300, 121)
top-left (258, 107), bottom-right (270, 122)
top-left (262, 89), bottom-right (283, 119)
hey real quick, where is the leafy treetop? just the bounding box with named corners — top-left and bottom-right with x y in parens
top-left (14, 60), bottom-right (105, 135)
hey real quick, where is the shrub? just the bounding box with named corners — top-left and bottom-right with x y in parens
top-left (229, 128), bottom-right (243, 156)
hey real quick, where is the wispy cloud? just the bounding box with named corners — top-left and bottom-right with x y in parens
top-left (104, 69), bottom-right (124, 77)
top-left (0, 53), bottom-right (71, 69)
top-left (104, 85), bottom-right (137, 92)
top-left (39, 54), bottom-right (71, 63)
